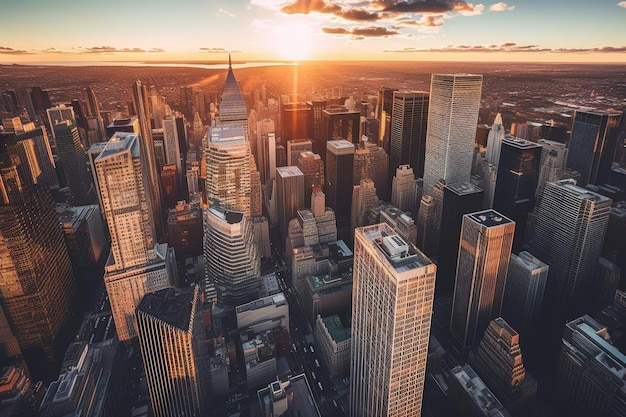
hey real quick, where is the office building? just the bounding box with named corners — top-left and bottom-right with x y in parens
top-left (276, 166), bottom-right (305, 245)
top-left (493, 138), bottom-right (542, 252)
top-left (502, 252), bottom-right (548, 337)
top-left (257, 373), bottom-right (321, 417)
top-left (314, 314), bottom-right (351, 377)
top-left (389, 91), bottom-right (429, 179)
top-left (296, 151), bottom-right (324, 207)
top-left (436, 182), bottom-right (483, 297)
top-left (416, 194), bottom-right (436, 256)
top-left (0, 166), bottom-right (79, 380)
top-left (136, 285), bottom-right (209, 417)
top-left (287, 139), bottom-right (312, 167)
top-left (450, 210), bottom-right (515, 357)
top-left (391, 165), bottom-right (419, 216)
top-left (423, 74), bottom-right (483, 194)
top-left (167, 200), bottom-right (203, 260)
top-left (286, 190), bottom-right (337, 255)
top-left (485, 113), bottom-right (505, 166)
top-left (220, 55), bottom-right (248, 130)
top-left (321, 106), bottom-right (360, 151)
top-left (280, 102), bottom-right (312, 148)
top-left (131, 81), bottom-right (165, 239)
top-left (162, 114), bottom-right (182, 175)
top-left (555, 315), bottom-right (626, 417)
top-left (204, 206), bottom-right (260, 306)
top-left (326, 140), bottom-right (355, 240)
top-left (353, 139), bottom-right (389, 201)
top-left (46, 105), bottom-right (76, 140)
top-left (350, 224), bottom-right (436, 417)
top-left (529, 179), bottom-right (611, 312)
top-left (351, 178), bottom-right (379, 232)
top-left (535, 139), bottom-right (567, 198)
top-left (566, 111), bottom-right (622, 186)
top-left (53, 121), bottom-right (94, 205)
top-left (95, 133), bottom-right (173, 341)
top-left (105, 116), bottom-right (139, 139)
top-left (448, 365), bottom-right (512, 417)
top-left (591, 257), bottom-right (621, 310)
top-left (15, 126), bottom-right (58, 189)
top-left (604, 201), bottom-right (626, 287)
top-left (469, 318), bottom-right (537, 414)
top-left (205, 124), bottom-right (253, 216)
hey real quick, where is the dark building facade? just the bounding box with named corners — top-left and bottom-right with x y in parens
top-left (389, 91), bottom-right (429, 180)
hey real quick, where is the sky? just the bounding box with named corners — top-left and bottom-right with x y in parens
top-left (1, 0), bottom-right (625, 63)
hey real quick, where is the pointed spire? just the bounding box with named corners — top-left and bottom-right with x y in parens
top-left (228, 52), bottom-right (232, 69)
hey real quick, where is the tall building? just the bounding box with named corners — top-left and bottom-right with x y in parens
top-left (162, 115), bottom-right (182, 175)
top-left (391, 165), bottom-right (419, 216)
top-left (204, 206), bottom-right (260, 306)
top-left (131, 81), bottom-right (165, 240)
top-left (389, 91), bottom-right (429, 179)
top-left (423, 74), bottom-right (483, 194)
top-left (502, 251), bottom-right (548, 337)
top-left (436, 182), bottom-right (483, 297)
top-left (287, 139), bottom-right (312, 166)
top-left (468, 318), bottom-right (537, 414)
top-left (46, 105), bottom-right (76, 137)
top-left (326, 140), bottom-right (355, 240)
top-left (535, 139), bottom-right (567, 198)
top-left (280, 102), bottom-right (312, 148)
top-left (15, 126), bottom-right (58, 189)
top-left (555, 315), bottom-right (626, 417)
top-left (276, 166), bottom-right (305, 245)
top-left (136, 285), bottom-right (209, 417)
top-left (565, 110), bottom-right (622, 186)
top-left (353, 139), bottom-right (389, 201)
top-left (351, 178), bottom-right (379, 232)
top-left (485, 113), bottom-right (505, 166)
top-left (529, 179), bottom-right (611, 312)
top-left (450, 209), bottom-right (515, 357)
top-left (493, 138), bottom-right (542, 252)
top-left (321, 106), bottom-right (360, 152)
top-left (350, 224), bottom-right (436, 417)
top-left (416, 194), bottom-right (436, 256)
top-left (53, 121), bottom-right (94, 205)
top-left (296, 151), bottom-right (324, 208)
top-left (205, 124), bottom-right (252, 215)
top-left (219, 55), bottom-right (248, 132)
top-left (0, 165), bottom-right (79, 380)
top-left (95, 133), bottom-right (173, 341)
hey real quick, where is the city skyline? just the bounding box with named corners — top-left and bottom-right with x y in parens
top-left (0, 0), bottom-right (625, 63)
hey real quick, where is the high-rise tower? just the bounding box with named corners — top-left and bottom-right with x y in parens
top-left (423, 74), bottom-right (483, 194)
top-left (53, 121), bottom-right (94, 205)
top-left (136, 285), bottom-right (209, 417)
top-left (95, 133), bottom-right (173, 341)
top-left (529, 179), bottom-right (611, 313)
top-left (485, 113), bottom-right (505, 166)
top-left (326, 140), bottom-right (355, 240)
top-left (391, 165), bottom-right (419, 216)
top-left (132, 80), bottom-right (165, 240)
top-left (389, 91), bottom-right (429, 179)
top-left (565, 110), bottom-right (622, 186)
top-left (276, 166), bottom-right (305, 245)
top-left (450, 209), bottom-right (514, 357)
top-left (350, 224), bottom-right (436, 417)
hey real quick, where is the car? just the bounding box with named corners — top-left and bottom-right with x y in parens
top-left (333, 400), bottom-right (338, 408)
top-left (310, 345), bottom-right (315, 353)
top-left (311, 371), bottom-right (316, 380)
top-left (315, 359), bottom-right (320, 367)
top-left (317, 381), bottom-right (323, 391)
top-left (303, 346), bottom-right (307, 353)
top-left (292, 343), bottom-right (296, 351)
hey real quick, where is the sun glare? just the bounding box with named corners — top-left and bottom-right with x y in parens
top-left (273, 24), bottom-right (314, 61)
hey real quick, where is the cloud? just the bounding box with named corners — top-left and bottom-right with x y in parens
top-left (489, 2), bottom-right (515, 11)
top-left (618, 1), bottom-right (626, 8)
top-left (281, 0), bottom-right (341, 14)
top-left (81, 46), bottom-right (148, 54)
top-left (216, 8), bottom-right (235, 17)
top-left (199, 47), bottom-right (242, 53)
top-left (0, 46), bottom-right (32, 55)
top-left (377, 0), bottom-right (483, 15)
top-left (323, 25), bottom-right (399, 38)
top-left (149, 48), bottom-right (166, 53)
top-left (395, 14), bottom-right (445, 29)
top-left (41, 48), bottom-right (71, 54)
top-left (383, 42), bottom-right (626, 53)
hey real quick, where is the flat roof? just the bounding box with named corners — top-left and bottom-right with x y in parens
top-left (445, 182), bottom-right (483, 196)
top-left (467, 209), bottom-right (514, 227)
top-left (321, 315), bottom-right (351, 343)
top-left (277, 166), bottom-right (304, 177)
top-left (137, 286), bottom-right (196, 331)
top-left (96, 132), bottom-right (139, 160)
top-left (503, 137), bottom-right (543, 149)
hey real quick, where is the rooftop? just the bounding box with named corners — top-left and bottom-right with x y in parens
top-left (503, 137), bottom-right (543, 149)
top-left (327, 139), bottom-right (355, 152)
top-left (446, 182), bottom-right (483, 196)
top-left (96, 132), bottom-right (140, 160)
top-left (277, 165), bottom-right (304, 178)
top-left (321, 315), bottom-right (351, 343)
top-left (208, 206), bottom-right (244, 225)
top-left (467, 209), bottom-right (514, 227)
top-left (554, 179), bottom-right (612, 203)
top-left (137, 286), bottom-right (197, 331)
top-left (209, 124), bottom-right (246, 144)
top-left (450, 364), bottom-right (510, 417)
top-left (236, 293), bottom-right (287, 314)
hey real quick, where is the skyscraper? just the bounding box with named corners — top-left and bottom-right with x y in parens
top-left (450, 209), bottom-right (514, 357)
top-left (53, 121), bottom-right (94, 205)
top-left (502, 251), bottom-right (548, 337)
top-left (350, 223), bottom-right (435, 417)
top-left (162, 114), bottom-right (182, 175)
top-left (436, 182), bottom-right (483, 297)
top-left (280, 102), bottom-right (313, 148)
top-left (136, 285), bottom-right (209, 417)
top-left (220, 55), bottom-right (248, 132)
top-left (95, 132), bottom-right (173, 341)
top-left (565, 110), bottom-right (622, 186)
top-left (287, 139), bottom-right (312, 167)
top-left (389, 91), bottom-right (429, 179)
top-left (205, 124), bottom-right (252, 215)
top-left (391, 164), bottom-right (419, 216)
top-left (326, 140), bottom-right (355, 240)
top-left (15, 126), bottom-right (58, 189)
top-left (535, 139), bottom-right (567, 198)
top-left (353, 139), bottom-right (389, 201)
top-left (276, 166), bottom-right (305, 245)
top-left (555, 315), bottom-right (626, 417)
top-left (485, 113), bottom-right (505, 166)
top-left (529, 179), bottom-right (611, 312)
top-left (423, 74), bottom-right (483, 194)
top-left (0, 165), bottom-right (79, 380)
top-left (204, 206), bottom-right (260, 306)
top-left (351, 178), bottom-right (379, 232)
top-left (132, 80), bottom-right (165, 240)
top-left (321, 106), bottom-right (360, 151)
top-left (296, 151), bottom-right (324, 208)
top-left (493, 137), bottom-right (542, 252)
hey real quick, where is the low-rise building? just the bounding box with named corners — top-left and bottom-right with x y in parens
top-left (314, 315), bottom-right (350, 377)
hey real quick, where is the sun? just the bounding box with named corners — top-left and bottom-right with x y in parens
top-left (273, 24), bottom-right (314, 61)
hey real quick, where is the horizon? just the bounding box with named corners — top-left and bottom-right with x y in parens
top-left (1, 0), bottom-right (625, 64)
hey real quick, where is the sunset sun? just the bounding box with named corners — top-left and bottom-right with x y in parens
top-left (273, 24), bottom-right (314, 61)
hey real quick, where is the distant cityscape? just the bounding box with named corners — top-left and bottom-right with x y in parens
top-left (0, 58), bottom-right (625, 417)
